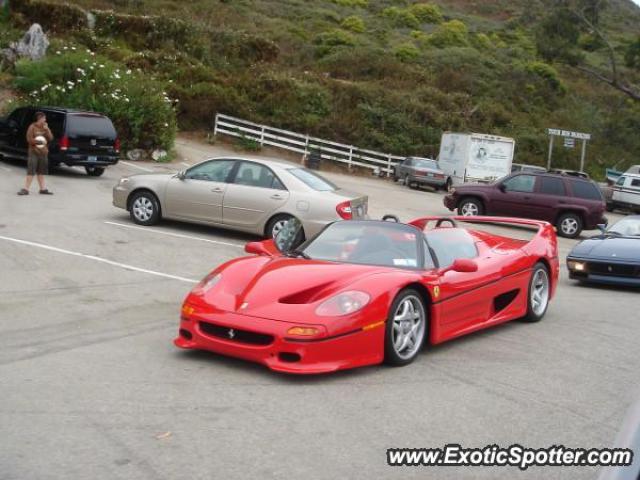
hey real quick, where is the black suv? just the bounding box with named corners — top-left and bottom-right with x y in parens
top-left (0, 106), bottom-right (120, 176)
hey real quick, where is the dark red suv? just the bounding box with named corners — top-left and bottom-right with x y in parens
top-left (443, 173), bottom-right (607, 238)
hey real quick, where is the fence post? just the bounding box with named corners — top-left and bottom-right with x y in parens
top-left (387, 155), bottom-right (392, 177)
top-left (213, 113), bottom-right (219, 137)
top-left (348, 146), bottom-right (353, 170)
top-left (259, 126), bottom-right (265, 146)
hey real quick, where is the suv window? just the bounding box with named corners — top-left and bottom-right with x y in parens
top-left (46, 112), bottom-right (65, 139)
top-left (631, 179), bottom-right (640, 188)
top-left (502, 175), bottom-right (536, 193)
top-left (186, 160), bottom-right (235, 182)
top-left (539, 176), bottom-right (566, 196)
top-left (571, 180), bottom-right (602, 201)
top-left (234, 162), bottom-right (285, 190)
top-left (66, 114), bottom-right (116, 137)
top-left (7, 108), bottom-right (26, 127)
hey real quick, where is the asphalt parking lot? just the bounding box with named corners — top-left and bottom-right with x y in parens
top-left (1, 141), bottom-right (639, 480)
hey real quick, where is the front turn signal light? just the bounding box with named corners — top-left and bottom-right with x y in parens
top-left (287, 327), bottom-right (320, 337)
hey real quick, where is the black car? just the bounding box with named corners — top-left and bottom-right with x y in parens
top-left (567, 215), bottom-right (640, 287)
top-left (0, 106), bottom-right (120, 176)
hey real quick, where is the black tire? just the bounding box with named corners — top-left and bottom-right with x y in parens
top-left (384, 289), bottom-right (428, 367)
top-left (408, 179), bottom-right (418, 190)
top-left (457, 197), bottom-right (484, 216)
top-left (445, 178), bottom-right (453, 192)
top-left (129, 190), bottom-right (161, 226)
top-left (85, 166), bottom-right (105, 177)
top-left (556, 212), bottom-right (582, 238)
top-left (265, 214), bottom-right (305, 241)
top-left (521, 262), bottom-right (551, 323)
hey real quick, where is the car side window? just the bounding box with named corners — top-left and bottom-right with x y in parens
top-left (539, 177), bottom-right (566, 196)
top-left (185, 160), bottom-right (235, 182)
top-left (423, 240), bottom-right (436, 269)
top-left (233, 162), bottom-right (285, 190)
top-left (571, 181), bottom-right (602, 201)
top-left (631, 179), bottom-right (640, 188)
top-left (616, 176), bottom-right (626, 186)
top-left (502, 175), bottom-right (536, 193)
top-left (8, 108), bottom-right (26, 128)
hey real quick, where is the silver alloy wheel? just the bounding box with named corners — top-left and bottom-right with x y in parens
top-left (560, 217), bottom-right (579, 236)
top-left (530, 268), bottom-right (550, 316)
top-left (392, 295), bottom-right (426, 360)
top-left (271, 218), bottom-right (291, 238)
top-left (132, 196), bottom-right (154, 222)
top-left (460, 201), bottom-right (479, 216)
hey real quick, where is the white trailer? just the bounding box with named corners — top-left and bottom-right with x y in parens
top-left (437, 132), bottom-right (516, 186)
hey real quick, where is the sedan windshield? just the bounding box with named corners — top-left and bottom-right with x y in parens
top-left (608, 217), bottom-right (640, 237)
top-left (413, 159), bottom-right (439, 170)
top-left (302, 222), bottom-right (421, 268)
top-left (288, 168), bottom-right (337, 191)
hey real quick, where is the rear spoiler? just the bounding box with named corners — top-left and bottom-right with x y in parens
top-left (408, 216), bottom-right (552, 234)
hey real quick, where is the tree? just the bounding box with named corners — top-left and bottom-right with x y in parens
top-left (535, 0), bottom-right (640, 101)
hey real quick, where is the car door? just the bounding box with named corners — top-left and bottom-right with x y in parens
top-left (164, 159), bottom-right (236, 224)
top-left (491, 174), bottom-right (537, 217)
top-left (529, 176), bottom-right (567, 221)
top-left (0, 108), bottom-right (27, 157)
top-left (222, 161), bottom-right (290, 229)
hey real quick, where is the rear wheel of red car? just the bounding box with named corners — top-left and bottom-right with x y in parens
top-left (521, 262), bottom-right (550, 323)
top-left (385, 289), bottom-right (427, 366)
top-left (457, 197), bottom-right (483, 216)
top-left (129, 190), bottom-right (161, 226)
top-left (556, 212), bottom-right (582, 238)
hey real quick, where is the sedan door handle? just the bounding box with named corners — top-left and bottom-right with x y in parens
top-left (270, 194), bottom-right (284, 200)
top-left (211, 187), bottom-right (223, 193)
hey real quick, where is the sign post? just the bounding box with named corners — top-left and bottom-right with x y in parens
top-left (546, 128), bottom-right (591, 172)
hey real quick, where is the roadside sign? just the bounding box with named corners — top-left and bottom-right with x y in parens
top-left (547, 128), bottom-right (591, 140)
top-left (563, 137), bottom-right (575, 149)
top-left (546, 127), bottom-right (591, 171)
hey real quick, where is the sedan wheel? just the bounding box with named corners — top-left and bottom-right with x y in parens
top-left (385, 290), bottom-right (427, 366)
top-left (129, 191), bottom-right (160, 226)
top-left (521, 263), bottom-right (550, 322)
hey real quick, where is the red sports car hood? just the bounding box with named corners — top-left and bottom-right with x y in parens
top-left (196, 256), bottom-right (395, 323)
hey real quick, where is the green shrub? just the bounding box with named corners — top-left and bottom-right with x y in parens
top-left (394, 43), bottom-right (420, 62)
top-left (14, 50), bottom-right (176, 150)
top-left (381, 7), bottom-right (420, 29)
top-left (314, 29), bottom-right (356, 56)
top-left (341, 16), bottom-right (366, 33)
top-left (525, 61), bottom-right (566, 93)
top-left (11, 0), bottom-right (87, 33)
top-left (409, 3), bottom-right (443, 24)
top-left (426, 20), bottom-right (469, 48)
top-left (329, 0), bottom-right (368, 6)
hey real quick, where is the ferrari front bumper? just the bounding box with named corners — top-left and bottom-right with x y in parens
top-left (174, 310), bottom-right (384, 374)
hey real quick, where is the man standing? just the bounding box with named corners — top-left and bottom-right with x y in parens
top-left (18, 111), bottom-right (54, 195)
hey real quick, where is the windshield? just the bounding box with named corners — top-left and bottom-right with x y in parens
top-left (608, 217), bottom-right (640, 237)
top-left (66, 114), bottom-right (116, 138)
top-left (288, 168), bottom-right (337, 191)
top-left (302, 222), bottom-right (421, 268)
top-left (413, 159), bottom-right (439, 170)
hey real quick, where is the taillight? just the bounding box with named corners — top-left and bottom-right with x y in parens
top-left (59, 135), bottom-right (69, 151)
top-left (336, 201), bottom-right (352, 220)
top-left (114, 138), bottom-right (121, 153)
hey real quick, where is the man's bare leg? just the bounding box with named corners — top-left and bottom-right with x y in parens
top-left (36, 174), bottom-right (46, 191)
top-left (24, 175), bottom-right (34, 190)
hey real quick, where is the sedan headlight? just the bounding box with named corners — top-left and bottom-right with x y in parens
top-left (567, 260), bottom-right (587, 272)
top-left (316, 291), bottom-right (370, 317)
top-left (192, 272), bottom-right (222, 295)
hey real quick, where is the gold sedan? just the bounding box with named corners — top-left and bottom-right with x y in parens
top-left (112, 157), bottom-right (368, 239)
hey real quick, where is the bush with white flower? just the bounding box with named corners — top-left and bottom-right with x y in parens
top-left (13, 48), bottom-right (177, 152)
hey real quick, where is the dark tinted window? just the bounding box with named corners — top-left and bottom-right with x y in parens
top-left (616, 176), bottom-right (626, 186)
top-left (66, 114), bottom-right (116, 138)
top-left (234, 162), bottom-right (285, 190)
top-left (46, 112), bottom-right (65, 139)
top-left (631, 179), bottom-right (640, 187)
top-left (502, 175), bottom-right (536, 193)
top-left (571, 181), bottom-right (602, 201)
top-left (539, 177), bottom-right (566, 196)
top-left (7, 108), bottom-right (26, 127)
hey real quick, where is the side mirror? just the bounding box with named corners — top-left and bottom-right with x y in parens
top-left (245, 240), bottom-right (276, 256)
top-left (441, 258), bottom-right (478, 275)
top-left (382, 214), bottom-right (399, 222)
top-left (597, 224), bottom-right (607, 234)
top-left (274, 217), bottom-right (304, 253)
top-left (177, 170), bottom-right (186, 180)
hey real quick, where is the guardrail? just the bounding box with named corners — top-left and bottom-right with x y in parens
top-left (214, 113), bottom-right (404, 176)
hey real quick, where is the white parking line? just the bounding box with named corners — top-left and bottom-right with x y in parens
top-left (104, 221), bottom-right (245, 248)
top-left (120, 161), bottom-right (154, 172)
top-left (0, 235), bottom-right (198, 284)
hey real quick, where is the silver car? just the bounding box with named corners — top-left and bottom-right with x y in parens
top-left (394, 157), bottom-right (450, 191)
top-left (112, 157), bottom-right (368, 239)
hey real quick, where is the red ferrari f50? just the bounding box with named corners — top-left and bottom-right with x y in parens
top-left (175, 216), bottom-right (559, 374)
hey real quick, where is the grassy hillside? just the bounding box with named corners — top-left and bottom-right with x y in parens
top-left (2, 0), bottom-right (640, 176)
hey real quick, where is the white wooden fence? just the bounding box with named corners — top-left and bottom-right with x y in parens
top-left (214, 113), bottom-right (404, 176)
